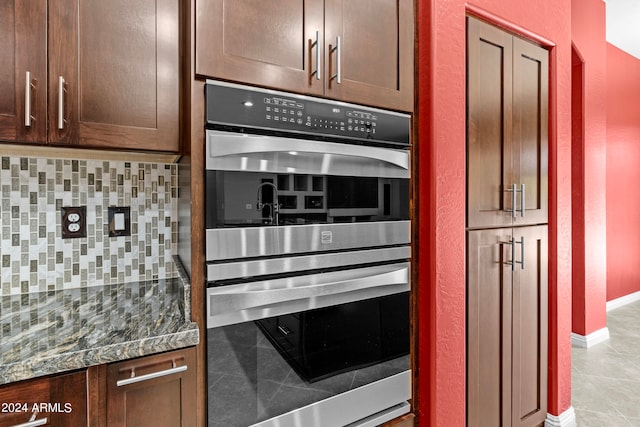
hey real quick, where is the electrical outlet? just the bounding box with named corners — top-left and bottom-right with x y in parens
top-left (108, 206), bottom-right (131, 237)
top-left (61, 206), bottom-right (87, 239)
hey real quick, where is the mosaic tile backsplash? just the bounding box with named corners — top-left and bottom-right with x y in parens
top-left (0, 156), bottom-right (178, 295)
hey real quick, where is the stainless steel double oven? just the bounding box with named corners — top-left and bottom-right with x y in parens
top-left (205, 81), bottom-right (411, 427)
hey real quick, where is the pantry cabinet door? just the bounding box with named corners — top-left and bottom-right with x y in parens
top-left (324, 0), bottom-right (414, 111)
top-left (512, 37), bottom-right (549, 226)
top-left (466, 17), bottom-right (514, 229)
top-left (196, 0), bottom-right (325, 96)
top-left (511, 225), bottom-right (548, 427)
top-left (0, 0), bottom-right (47, 143)
top-left (467, 228), bottom-right (513, 427)
top-left (48, 0), bottom-right (180, 152)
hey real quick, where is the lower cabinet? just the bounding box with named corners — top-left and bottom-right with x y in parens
top-left (467, 225), bottom-right (548, 427)
top-left (0, 370), bottom-right (87, 427)
top-left (105, 347), bottom-right (196, 427)
top-left (0, 347), bottom-right (196, 427)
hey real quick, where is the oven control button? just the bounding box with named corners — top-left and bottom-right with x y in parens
top-left (321, 231), bottom-right (333, 244)
top-left (266, 115), bottom-right (271, 120)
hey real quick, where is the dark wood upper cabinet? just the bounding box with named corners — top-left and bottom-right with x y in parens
top-left (467, 226), bottom-right (548, 427)
top-left (467, 17), bottom-right (548, 229)
top-left (195, 0), bottom-right (413, 111)
top-left (49, 0), bottom-right (180, 151)
top-left (0, 0), bottom-right (180, 152)
top-left (196, 0), bottom-right (325, 97)
top-left (0, 1), bottom-right (47, 143)
top-left (323, 0), bottom-right (413, 110)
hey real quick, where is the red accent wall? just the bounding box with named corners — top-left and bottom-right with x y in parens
top-left (415, 1), bottom-right (573, 425)
top-left (570, 0), bottom-right (607, 336)
top-left (606, 44), bottom-right (640, 301)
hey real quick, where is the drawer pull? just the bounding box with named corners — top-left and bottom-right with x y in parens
top-left (117, 361), bottom-right (187, 387)
top-left (10, 416), bottom-right (48, 427)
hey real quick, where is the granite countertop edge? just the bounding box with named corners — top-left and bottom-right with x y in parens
top-left (0, 321), bottom-right (199, 386)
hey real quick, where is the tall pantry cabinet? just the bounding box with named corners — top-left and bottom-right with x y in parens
top-left (466, 17), bottom-right (549, 427)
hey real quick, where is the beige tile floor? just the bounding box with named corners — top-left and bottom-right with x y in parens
top-left (572, 300), bottom-right (640, 426)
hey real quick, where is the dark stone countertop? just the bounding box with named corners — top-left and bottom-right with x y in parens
top-left (0, 271), bottom-right (199, 386)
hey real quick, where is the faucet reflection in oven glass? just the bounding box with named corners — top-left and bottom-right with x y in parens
top-left (256, 181), bottom-right (280, 225)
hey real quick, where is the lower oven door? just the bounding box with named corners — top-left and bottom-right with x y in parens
top-left (206, 262), bottom-right (411, 427)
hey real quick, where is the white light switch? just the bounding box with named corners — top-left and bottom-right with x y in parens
top-left (114, 212), bottom-right (125, 230)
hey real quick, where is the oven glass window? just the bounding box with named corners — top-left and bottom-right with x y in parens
top-left (207, 292), bottom-right (409, 426)
top-left (206, 171), bottom-right (409, 228)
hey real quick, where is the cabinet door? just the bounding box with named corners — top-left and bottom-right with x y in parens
top-left (512, 38), bottom-right (548, 226)
top-left (324, 0), bottom-right (414, 111)
top-left (511, 225), bottom-right (548, 427)
top-left (196, 0), bottom-right (325, 96)
top-left (466, 17), bottom-right (514, 229)
top-left (106, 347), bottom-right (196, 427)
top-left (0, 370), bottom-right (87, 427)
top-left (0, 1), bottom-right (47, 143)
top-left (467, 229), bottom-right (513, 427)
top-left (48, 0), bottom-right (180, 152)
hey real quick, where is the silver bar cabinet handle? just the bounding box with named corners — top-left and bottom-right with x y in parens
top-left (519, 236), bottom-right (525, 269)
top-left (10, 416), bottom-right (48, 427)
top-left (500, 237), bottom-right (516, 271)
top-left (520, 183), bottom-right (525, 217)
top-left (330, 36), bottom-right (342, 84)
top-left (504, 183), bottom-right (517, 218)
top-left (310, 30), bottom-right (321, 80)
top-left (514, 236), bottom-right (525, 269)
top-left (58, 76), bottom-right (65, 130)
top-left (24, 71), bottom-right (32, 127)
top-left (116, 363), bottom-right (187, 387)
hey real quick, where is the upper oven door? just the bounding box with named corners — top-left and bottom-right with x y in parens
top-left (205, 130), bottom-right (409, 177)
top-left (205, 130), bottom-right (410, 232)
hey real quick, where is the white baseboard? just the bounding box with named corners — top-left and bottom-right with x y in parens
top-left (545, 406), bottom-right (577, 427)
top-left (607, 290), bottom-right (640, 311)
top-left (571, 327), bottom-right (610, 348)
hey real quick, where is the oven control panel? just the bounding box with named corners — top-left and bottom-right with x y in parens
top-left (206, 81), bottom-right (410, 147)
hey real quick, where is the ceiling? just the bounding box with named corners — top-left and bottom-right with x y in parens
top-left (605, 0), bottom-right (640, 59)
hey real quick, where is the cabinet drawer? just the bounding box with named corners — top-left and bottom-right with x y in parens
top-left (106, 347), bottom-right (196, 427)
top-left (0, 371), bottom-right (87, 427)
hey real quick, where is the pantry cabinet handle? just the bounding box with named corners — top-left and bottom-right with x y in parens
top-left (330, 36), bottom-right (342, 84)
top-left (116, 363), bottom-right (187, 387)
top-left (10, 416), bottom-right (48, 427)
top-left (25, 71), bottom-right (34, 127)
top-left (309, 30), bottom-right (321, 81)
top-left (519, 183), bottom-right (525, 217)
top-left (504, 183), bottom-right (517, 218)
top-left (515, 236), bottom-right (525, 269)
top-left (57, 76), bottom-right (66, 130)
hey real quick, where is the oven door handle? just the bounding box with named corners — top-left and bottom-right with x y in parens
top-left (206, 131), bottom-right (409, 177)
top-left (206, 263), bottom-right (410, 328)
